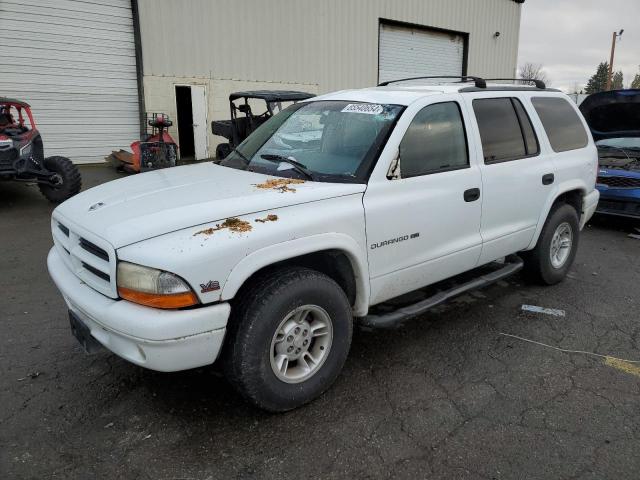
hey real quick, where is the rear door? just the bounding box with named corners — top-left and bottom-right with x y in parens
top-left (364, 96), bottom-right (483, 305)
top-left (463, 94), bottom-right (555, 264)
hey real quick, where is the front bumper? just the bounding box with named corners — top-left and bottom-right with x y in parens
top-left (47, 247), bottom-right (230, 372)
top-left (595, 189), bottom-right (640, 219)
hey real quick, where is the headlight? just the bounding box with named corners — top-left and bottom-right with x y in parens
top-left (20, 142), bottom-right (32, 157)
top-left (116, 262), bottom-right (198, 309)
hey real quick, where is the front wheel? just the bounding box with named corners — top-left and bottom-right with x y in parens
top-left (38, 156), bottom-right (81, 203)
top-left (223, 267), bottom-right (353, 412)
top-left (522, 203), bottom-right (580, 285)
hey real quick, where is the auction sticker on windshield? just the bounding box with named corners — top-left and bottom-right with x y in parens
top-left (341, 103), bottom-right (384, 115)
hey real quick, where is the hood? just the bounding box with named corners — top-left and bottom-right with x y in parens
top-left (579, 89), bottom-right (640, 142)
top-left (54, 163), bottom-right (365, 248)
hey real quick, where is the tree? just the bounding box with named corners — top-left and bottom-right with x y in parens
top-left (519, 62), bottom-right (549, 85)
top-left (585, 62), bottom-right (609, 94)
top-left (631, 66), bottom-right (640, 89)
top-left (611, 71), bottom-right (624, 90)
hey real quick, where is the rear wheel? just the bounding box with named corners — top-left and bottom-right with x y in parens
top-left (223, 267), bottom-right (353, 412)
top-left (522, 203), bottom-right (580, 285)
top-left (38, 156), bottom-right (81, 203)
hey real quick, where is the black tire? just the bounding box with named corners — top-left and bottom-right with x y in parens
top-left (38, 156), bottom-right (81, 203)
top-left (223, 267), bottom-right (353, 412)
top-left (522, 203), bottom-right (580, 285)
top-left (215, 143), bottom-right (232, 160)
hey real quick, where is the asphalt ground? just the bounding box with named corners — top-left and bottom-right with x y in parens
top-left (1, 165), bottom-right (639, 479)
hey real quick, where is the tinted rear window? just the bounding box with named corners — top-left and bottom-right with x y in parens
top-left (532, 97), bottom-right (589, 152)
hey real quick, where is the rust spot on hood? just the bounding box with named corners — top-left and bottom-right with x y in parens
top-left (193, 217), bottom-right (252, 236)
top-left (254, 178), bottom-right (305, 193)
top-left (255, 214), bottom-right (278, 223)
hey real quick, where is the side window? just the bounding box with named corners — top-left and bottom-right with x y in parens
top-left (473, 97), bottom-right (539, 163)
top-left (532, 97), bottom-right (589, 152)
top-left (398, 102), bottom-right (469, 178)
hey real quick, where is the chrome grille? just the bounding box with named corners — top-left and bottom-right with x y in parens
top-left (51, 217), bottom-right (118, 298)
top-left (597, 175), bottom-right (640, 189)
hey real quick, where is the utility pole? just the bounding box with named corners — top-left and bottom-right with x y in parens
top-left (606, 29), bottom-right (624, 90)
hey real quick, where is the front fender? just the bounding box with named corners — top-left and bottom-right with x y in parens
top-left (221, 233), bottom-right (370, 316)
top-left (116, 193), bottom-right (369, 314)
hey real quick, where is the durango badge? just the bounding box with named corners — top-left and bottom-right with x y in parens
top-left (200, 280), bottom-right (220, 293)
top-left (370, 232), bottom-right (419, 250)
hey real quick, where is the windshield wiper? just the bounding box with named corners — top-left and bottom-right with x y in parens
top-left (260, 154), bottom-right (315, 180)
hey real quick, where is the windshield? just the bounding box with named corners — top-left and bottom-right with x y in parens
top-left (220, 100), bottom-right (403, 182)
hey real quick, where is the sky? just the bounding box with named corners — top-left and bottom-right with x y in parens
top-left (518, 0), bottom-right (640, 92)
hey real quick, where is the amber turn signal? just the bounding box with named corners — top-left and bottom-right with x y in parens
top-left (118, 287), bottom-right (199, 309)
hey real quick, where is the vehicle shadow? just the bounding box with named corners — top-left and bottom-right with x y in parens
top-left (104, 274), bottom-right (519, 423)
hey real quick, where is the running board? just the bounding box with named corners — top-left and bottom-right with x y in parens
top-left (360, 255), bottom-right (524, 329)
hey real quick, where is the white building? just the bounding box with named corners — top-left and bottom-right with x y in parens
top-left (0, 0), bottom-right (525, 163)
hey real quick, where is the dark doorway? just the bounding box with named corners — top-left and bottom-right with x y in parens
top-left (175, 86), bottom-right (195, 160)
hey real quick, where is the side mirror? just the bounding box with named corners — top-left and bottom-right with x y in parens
top-left (238, 104), bottom-right (251, 114)
top-left (386, 147), bottom-right (401, 180)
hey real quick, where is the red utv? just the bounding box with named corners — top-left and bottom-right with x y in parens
top-left (0, 98), bottom-right (80, 202)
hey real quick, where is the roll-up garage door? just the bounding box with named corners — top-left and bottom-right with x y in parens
top-left (379, 23), bottom-right (465, 84)
top-left (0, 0), bottom-right (140, 164)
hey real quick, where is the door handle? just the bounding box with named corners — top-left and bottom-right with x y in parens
top-left (542, 173), bottom-right (555, 185)
top-left (464, 188), bottom-right (481, 202)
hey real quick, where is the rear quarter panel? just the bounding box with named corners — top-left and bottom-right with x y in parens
top-left (525, 93), bottom-right (598, 248)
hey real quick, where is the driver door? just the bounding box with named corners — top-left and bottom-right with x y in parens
top-left (363, 96), bottom-right (483, 305)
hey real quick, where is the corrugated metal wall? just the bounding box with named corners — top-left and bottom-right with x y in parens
top-left (137, 0), bottom-right (522, 93)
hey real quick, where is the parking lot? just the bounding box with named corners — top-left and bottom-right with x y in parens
top-left (1, 165), bottom-right (639, 479)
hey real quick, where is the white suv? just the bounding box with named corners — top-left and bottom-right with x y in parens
top-left (48, 78), bottom-right (599, 411)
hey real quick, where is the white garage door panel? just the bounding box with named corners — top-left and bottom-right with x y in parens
top-left (3, 64), bottom-right (136, 81)
top-left (4, 0), bottom-right (133, 21)
top-left (1, 19), bottom-right (133, 42)
top-left (0, 0), bottom-right (139, 164)
top-left (0, 46), bottom-right (136, 67)
top-left (1, 55), bottom-right (136, 76)
top-left (15, 0), bottom-right (133, 14)
top-left (1, 74), bottom-right (137, 91)
top-left (379, 23), bottom-right (464, 84)
top-left (1, 37), bottom-right (136, 57)
top-left (1, 28), bottom-right (134, 50)
top-left (2, 9), bottom-right (133, 33)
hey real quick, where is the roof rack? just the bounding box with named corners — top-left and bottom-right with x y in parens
top-left (483, 78), bottom-right (546, 89)
top-left (378, 76), bottom-right (487, 89)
